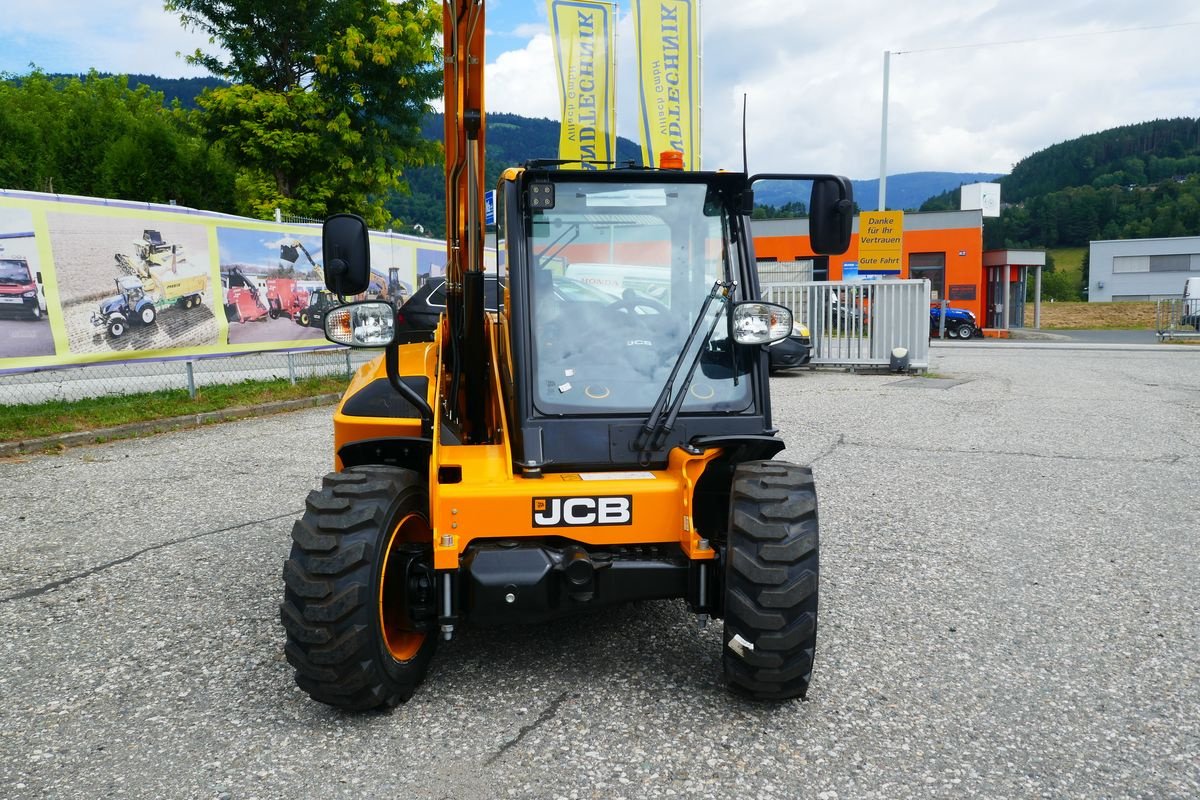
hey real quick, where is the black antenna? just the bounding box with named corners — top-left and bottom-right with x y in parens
top-left (741, 93), bottom-right (749, 174)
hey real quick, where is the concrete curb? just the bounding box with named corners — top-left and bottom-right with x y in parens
top-left (0, 393), bottom-right (341, 458)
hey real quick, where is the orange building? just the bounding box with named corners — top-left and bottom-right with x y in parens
top-left (750, 210), bottom-right (987, 322)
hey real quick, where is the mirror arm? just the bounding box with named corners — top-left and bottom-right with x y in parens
top-left (385, 343), bottom-right (434, 439)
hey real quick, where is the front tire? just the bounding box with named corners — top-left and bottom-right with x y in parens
top-left (956, 323), bottom-right (974, 339)
top-left (281, 467), bottom-right (438, 710)
top-left (722, 460), bottom-right (819, 701)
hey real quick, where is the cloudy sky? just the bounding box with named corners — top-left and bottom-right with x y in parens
top-left (2, 1), bottom-right (1197, 180)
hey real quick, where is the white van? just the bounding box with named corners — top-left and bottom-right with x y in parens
top-left (1184, 277), bottom-right (1200, 330)
top-left (563, 263), bottom-right (671, 302)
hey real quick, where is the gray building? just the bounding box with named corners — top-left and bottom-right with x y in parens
top-left (1089, 236), bottom-right (1200, 301)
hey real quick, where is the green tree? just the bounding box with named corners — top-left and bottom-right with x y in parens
top-left (167, 0), bottom-right (443, 226)
top-left (0, 71), bottom-right (235, 209)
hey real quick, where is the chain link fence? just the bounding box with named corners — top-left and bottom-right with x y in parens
top-left (274, 209), bottom-right (324, 225)
top-left (0, 348), bottom-right (378, 406)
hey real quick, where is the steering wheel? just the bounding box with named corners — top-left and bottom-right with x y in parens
top-left (606, 287), bottom-right (670, 317)
top-left (599, 288), bottom-right (677, 375)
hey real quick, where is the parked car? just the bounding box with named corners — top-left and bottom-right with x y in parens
top-left (930, 303), bottom-right (978, 339)
top-left (395, 276), bottom-right (506, 343)
top-left (768, 323), bottom-right (812, 372)
top-left (1182, 277), bottom-right (1200, 330)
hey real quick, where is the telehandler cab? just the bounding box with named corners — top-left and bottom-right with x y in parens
top-left (281, 0), bottom-right (853, 710)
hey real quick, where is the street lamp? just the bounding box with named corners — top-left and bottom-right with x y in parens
top-left (878, 50), bottom-right (891, 211)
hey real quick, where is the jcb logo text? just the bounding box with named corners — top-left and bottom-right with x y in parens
top-left (532, 496), bottom-right (632, 527)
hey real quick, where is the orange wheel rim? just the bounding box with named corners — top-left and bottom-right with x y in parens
top-left (378, 512), bottom-right (429, 662)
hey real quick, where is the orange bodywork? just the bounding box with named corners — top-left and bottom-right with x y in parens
top-left (332, 315), bottom-right (721, 571)
top-left (328, 2), bottom-right (721, 576)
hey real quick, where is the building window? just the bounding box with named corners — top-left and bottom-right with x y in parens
top-left (813, 256), bottom-right (828, 281)
top-left (909, 252), bottom-right (946, 300)
top-left (1149, 254), bottom-right (1194, 272)
top-left (1114, 253), bottom-right (1200, 273)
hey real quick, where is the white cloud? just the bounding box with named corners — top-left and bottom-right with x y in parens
top-left (0, 1), bottom-right (214, 77)
top-left (482, 1), bottom-right (1200, 179)
top-left (485, 33), bottom-right (560, 120)
top-left (4, 0), bottom-right (1198, 180)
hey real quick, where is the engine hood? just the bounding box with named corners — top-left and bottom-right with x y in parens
top-left (99, 295), bottom-right (126, 316)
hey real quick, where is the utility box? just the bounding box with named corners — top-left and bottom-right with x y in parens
top-left (960, 183), bottom-right (1001, 218)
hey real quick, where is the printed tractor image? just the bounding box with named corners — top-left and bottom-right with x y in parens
top-left (296, 289), bottom-right (342, 328)
top-left (266, 278), bottom-right (310, 320)
top-left (97, 231), bottom-right (208, 337)
top-left (92, 272), bottom-right (206, 338)
top-left (115, 229), bottom-right (188, 277)
top-left (280, 0), bottom-right (854, 711)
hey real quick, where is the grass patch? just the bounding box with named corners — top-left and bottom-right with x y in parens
top-left (1023, 301), bottom-right (1156, 330)
top-left (0, 375), bottom-right (347, 443)
top-left (1048, 247), bottom-right (1086, 273)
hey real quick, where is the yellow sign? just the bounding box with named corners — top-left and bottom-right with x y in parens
top-left (547, 0), bottom-right (618, 169)
top-left (857, 210), bottom-right (904, 271)
top-left (633, 0), bottom-right (701, 170)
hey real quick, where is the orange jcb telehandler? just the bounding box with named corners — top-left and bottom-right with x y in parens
top-left (281, 0), bottom-right (853, 710)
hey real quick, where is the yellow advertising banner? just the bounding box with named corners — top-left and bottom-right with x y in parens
top-left (633, 0), bottom-right (701, 170)
top-left (857, 210), bottom-right (904, 272)
top-left (547, 0), bottom-right (618, 169)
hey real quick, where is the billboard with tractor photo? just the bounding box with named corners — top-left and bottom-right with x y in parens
top-left (0, 190), bottom-right (430, 374)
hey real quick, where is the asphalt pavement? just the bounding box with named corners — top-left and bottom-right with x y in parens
top-left (1, 344), bottom-right (1197, 799)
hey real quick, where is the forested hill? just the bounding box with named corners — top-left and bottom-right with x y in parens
top-left (386, 113), bottom-right (643, 238)
top-left (1003, 117), bottom-right (1200, 203)
top-left (49, 73), bottom-right (229, 109)
top-left (854, 172), bottom-right (1002, 212)
top-left (921, 117), bottom-right (1200, 248)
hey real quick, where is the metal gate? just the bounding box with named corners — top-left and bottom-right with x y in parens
top-left (1155, 299), bottom-right (1200, 340)
top-left (761, 279), bottom-right (931, 369)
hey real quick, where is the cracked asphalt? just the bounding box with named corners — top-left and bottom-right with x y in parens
top-left (1, 342), bottom-right (1197, 799)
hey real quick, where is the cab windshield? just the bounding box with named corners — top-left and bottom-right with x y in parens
top-left (528, 180), bottom-right (751, 415)
top-left (0, 259), bottom-right (32, 284)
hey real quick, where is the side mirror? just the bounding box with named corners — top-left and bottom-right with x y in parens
top-left (731, 301), bottom-right (792, 345)
top-left (809, 177), bottom-right (854, 255)
top-left (322, 214), bottom-right (371, 296)
top-left (748, 173), bottom-right (854, 255)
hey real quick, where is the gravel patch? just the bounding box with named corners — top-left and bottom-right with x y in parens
top-left (1, 346), bottom-right (1197, 799)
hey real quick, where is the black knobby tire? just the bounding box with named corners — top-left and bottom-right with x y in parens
top-left (281, 466), bottom-right (437, 710)
top-left (722, 460), bottom-right (819, 701)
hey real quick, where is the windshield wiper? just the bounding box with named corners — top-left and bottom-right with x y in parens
top-left (633, 280), bottom-right (734, 459)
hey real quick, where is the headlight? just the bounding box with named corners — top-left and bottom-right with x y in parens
top-left (732, 302), bottom-right (792, 345)
top-left (325, 301), bottom-right (396, 347)
top-left (966, 310), bottom-right (976, 321)
top-left (22, 291), bottom-right (36, 298)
